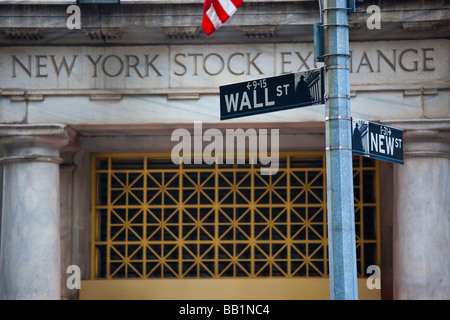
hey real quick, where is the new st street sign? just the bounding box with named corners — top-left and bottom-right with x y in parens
top-left (352, 117), bottom-right (404, 165)
top-left (220, 67), bottom-right (325, 120)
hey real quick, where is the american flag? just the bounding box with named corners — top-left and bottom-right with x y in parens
top-left (202, 0), bottom-right (244, 36)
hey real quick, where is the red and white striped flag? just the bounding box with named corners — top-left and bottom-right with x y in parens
top-left (202, 0), bottom-right (244, 36)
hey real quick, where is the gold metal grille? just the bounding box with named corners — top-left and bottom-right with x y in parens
top-left (91, 152), bottom-right (379, 279)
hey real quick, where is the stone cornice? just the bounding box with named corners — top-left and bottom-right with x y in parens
top-left (84, 27), bottom-right (124, 41)
top-left (0, 1), bottom-right (448, 45)
top-left (401, 21), bottom-right (443, 32)
top-left (162, 27), bottom-right (200, 40)
top-left (240, 25), bottom-right (278, 39)
top-left (3, 28), bottom-right (44, 41)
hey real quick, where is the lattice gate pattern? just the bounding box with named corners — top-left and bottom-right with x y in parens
top-left (91, 153), bottom-right (379, 279)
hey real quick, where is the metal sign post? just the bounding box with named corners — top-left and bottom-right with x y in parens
top-left (323, 0), bottom-right (358, 300)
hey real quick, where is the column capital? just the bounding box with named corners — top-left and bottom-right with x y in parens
top-left (0, 124), bottom-right (77, 149)
top-left (380, 119), bottom-right (450, 158)
top-left (0, 124), bottom-right (78, 164)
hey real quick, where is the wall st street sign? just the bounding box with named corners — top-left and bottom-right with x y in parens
top-left (220, 67), bottom-right (325, 120)
top-left (352, 118), bottom-right (404, 165)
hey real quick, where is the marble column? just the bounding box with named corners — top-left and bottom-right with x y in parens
top-left (0, 125), bottom-right (75, 300)
top-left (384, 119), bottom-right (450, 300)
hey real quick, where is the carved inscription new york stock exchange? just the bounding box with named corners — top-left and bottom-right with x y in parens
top-left (0, 40), bottom-right (447, 93)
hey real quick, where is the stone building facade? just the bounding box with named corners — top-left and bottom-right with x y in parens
top-left (0, 0), bottom-right (448, 300)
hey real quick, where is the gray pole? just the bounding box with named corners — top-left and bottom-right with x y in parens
top-left (323, 0), bottom-right (358, 299)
